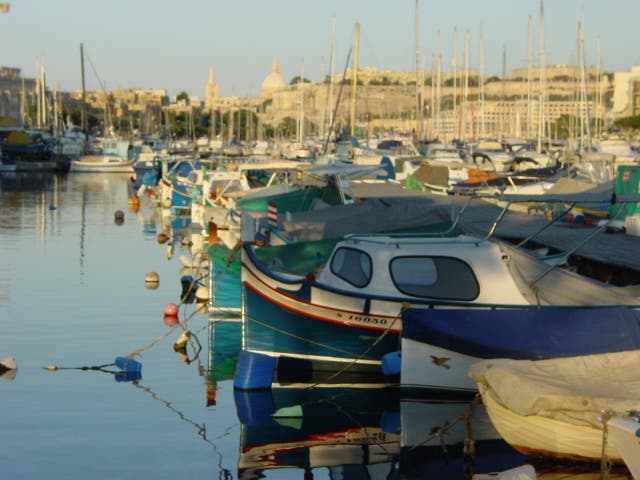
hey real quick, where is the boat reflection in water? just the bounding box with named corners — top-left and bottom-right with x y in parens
top-left (233, 379), bottom-right (545, 480)
top-left (235, 384), bottom-right (401, 480)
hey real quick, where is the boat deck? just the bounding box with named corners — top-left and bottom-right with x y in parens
top-left (350, 182), bottom-right (640, 285)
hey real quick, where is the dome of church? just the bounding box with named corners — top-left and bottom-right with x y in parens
top-left (261, 59), bottom-right (286, 99)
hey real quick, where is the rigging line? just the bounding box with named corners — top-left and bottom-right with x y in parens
top-left (316, 314), bottom-right (401, 386)
top-left (127, 308), bottom-right (200, 359)
top-left (131, 381), bottom-right (234, 479)
top-left (323, 47), bottom-right (353, 156)
top-left (245, 315), bottom-right (362, 356)
top-left (407, 396), bottom-right (482, 453)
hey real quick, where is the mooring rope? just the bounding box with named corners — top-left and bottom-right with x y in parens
top-left (600, 409), bottom-right (614, 480)
top-left (407, 395), bottom-right (483, 455)
top-left (245, 315), bottom-right (364, 357)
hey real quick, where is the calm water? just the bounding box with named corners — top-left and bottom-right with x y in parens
top-left (0, 172), bottom-right (629, 479)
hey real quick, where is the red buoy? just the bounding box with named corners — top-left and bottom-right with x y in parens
top-left (163, 315), bottom-right (179, 326)
top-left (163, 303), bottom-right (179, 316)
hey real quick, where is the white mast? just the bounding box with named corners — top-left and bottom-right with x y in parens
top-left (414, 0), bottom-right (424, 142)
top-left (537, 0), bottom-right (546, 153)
top-left (453, 27), bottom-right (458, 125)
top-left (578, 19), bottom-right (592, 151)
top-left (595, 37), bottom-right (603, 139)
top-left (463, 30), bottom-right (470, 140)
top-left (479, 24), bottom-right (486, 139)
top-left (298, 61), bottom-right (304, 144)
top-left (527, 15), bottom-right (533, 139)
top-left (326, 16), bottom-right (336, 140)
top-left (350, 22), bottom-right (360, 138)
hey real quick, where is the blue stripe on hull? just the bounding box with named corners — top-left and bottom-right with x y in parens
top-left (402, 306), bottom-right (640, 360)
top-left (243, 286), bottom-right (400, 366)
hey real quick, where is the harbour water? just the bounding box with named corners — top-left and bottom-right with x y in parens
top-left (0, 172), bottom-right (631, 479)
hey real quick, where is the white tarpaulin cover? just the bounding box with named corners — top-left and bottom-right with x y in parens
top-left (469, 350), bottom-right (640, 429)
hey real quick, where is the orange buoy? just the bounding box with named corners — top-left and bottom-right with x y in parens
top-left (163, 303), bottom-right (179, 316)
top-left (156, 233), bottom-right (169, 244)
top-left (163, 315), bottom-right (179, 326)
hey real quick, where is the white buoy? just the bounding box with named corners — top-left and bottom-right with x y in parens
top-left (145, 272), bottom-right (159, 283)
top-left (145, 272), bottom-right (160, 290)
top-left (0, 356), bottom-right (17, 380)
top-left (0, 356), bottom-right (17, 370)
top-left (195, 285), bottom-right (209, 303)
top-left (162, 197), bottom-right (172, 209)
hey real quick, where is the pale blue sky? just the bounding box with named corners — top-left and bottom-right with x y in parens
top-left (2, 0), bottom-right (638, 99)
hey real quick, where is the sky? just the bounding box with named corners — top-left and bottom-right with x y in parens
top-left (2, 0), bottom-right (639, 100)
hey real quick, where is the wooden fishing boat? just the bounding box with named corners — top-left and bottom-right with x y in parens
top-left (468, 350), bottom-right (640, 463)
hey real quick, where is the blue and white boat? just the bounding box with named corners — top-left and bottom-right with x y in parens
top-left (396, 304), bottom-right (640, 395)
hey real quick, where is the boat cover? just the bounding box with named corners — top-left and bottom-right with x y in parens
top-left (499, 240), bottom-right (640, 306)
top-left (280, 196), bottom-right (449, 242)
top-left (469, 350), bottom-right (640, 429)
top-left (402, 306), bottom-right (640, 360)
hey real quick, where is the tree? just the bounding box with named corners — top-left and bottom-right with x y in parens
top-left (613, 115), bottom-right (640, 130)
top-left (176, 91), bottom-right (190, 105)
top-left (289, 76), bottom-right (311, 85)
top-left (278, 116), bottom-right (297, 138)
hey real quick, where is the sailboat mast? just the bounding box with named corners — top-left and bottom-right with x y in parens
top-left (414, 0), bottom-right (423, 142)
top-left (327, 16), bottom-right (336, 140)
top-left (479, 24), bottom-right (486, 139)
top-left (537, 0), bottom-right (546, 153)
top-left (80, 43), bottom-right (87, 138)
top-left (453, 28), bottom-right (458, 138)
top-left (527, 16), bottom-right (533, 139)
top-left (350, 22), bottom-right (360, 138)
top-left (463, 30), bottom-right (470, 140)
top-left (578, 20), bottom-right (593, 151)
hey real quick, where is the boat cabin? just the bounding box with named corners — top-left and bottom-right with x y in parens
top-left (314, 234), bottom-right (531, 305)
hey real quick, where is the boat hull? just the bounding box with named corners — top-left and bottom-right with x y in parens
top-left (242, 283), bottom-right (400, 374)
top-left (478, 381), bottom-right (622, 462)
top-left (398, 306), bottom-right (640, 393)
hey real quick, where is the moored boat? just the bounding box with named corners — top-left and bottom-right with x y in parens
top-left (468, 350), bottom-right (640, 463)
top-left (71, 154), bottom-right (135, 173)
top-left (238, 231), bottom-right (557, 383)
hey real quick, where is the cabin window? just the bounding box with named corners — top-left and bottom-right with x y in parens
top-left (330, 247), bottom-right (372, 288)
top-left (390, 256), bottom-right (479, 300)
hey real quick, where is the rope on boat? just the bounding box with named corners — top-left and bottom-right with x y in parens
top-left (245, 315), bottom-right (364, 357)
top-left (600, 409), bottom-right (614, 480)
top-left (407, 395), bottom-right (483, 456)
top-left (311, 302), bottom-right (408, 387)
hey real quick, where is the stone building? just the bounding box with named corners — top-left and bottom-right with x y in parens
top-left (259, 63), bottom-right (612, 142)
top-left (612, 66), bottom-right (640, 118)
top-left (204, 66), bottom-right (218, 109)
top-left (0, 67), bottom-right (37, 125)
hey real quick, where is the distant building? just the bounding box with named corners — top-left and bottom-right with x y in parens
top-left (204, 66), bottom-right (218, 109)
top-left (612, 66), bottom-right (640, 117)
top-left (0, 66), bottom-right (37, 125)
top-left (261, 59), bottom-right (286, 99)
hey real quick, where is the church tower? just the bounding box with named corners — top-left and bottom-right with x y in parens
top-left (205, 65), bottom-right (218, 109)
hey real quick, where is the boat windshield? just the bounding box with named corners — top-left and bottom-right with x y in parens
top-left (330, 247), bottom-right (372, 288)
top-left (390, 256), bottom-right (479, 300)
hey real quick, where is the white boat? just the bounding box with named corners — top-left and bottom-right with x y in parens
top-left (71, 154), bottom-right (135, 173)
top-left (72, 139), bottom-right (134, 173)
top-left (468, 350), bottom-right (640, 464)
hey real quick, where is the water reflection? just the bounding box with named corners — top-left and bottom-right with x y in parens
top-left (235, 385), bottom-right (401, 480)
top-left (201, 271), bottom-right (634, 479)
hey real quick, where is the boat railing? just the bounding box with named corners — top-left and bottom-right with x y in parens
top-left (476, 191), bottom-right (640, 286)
